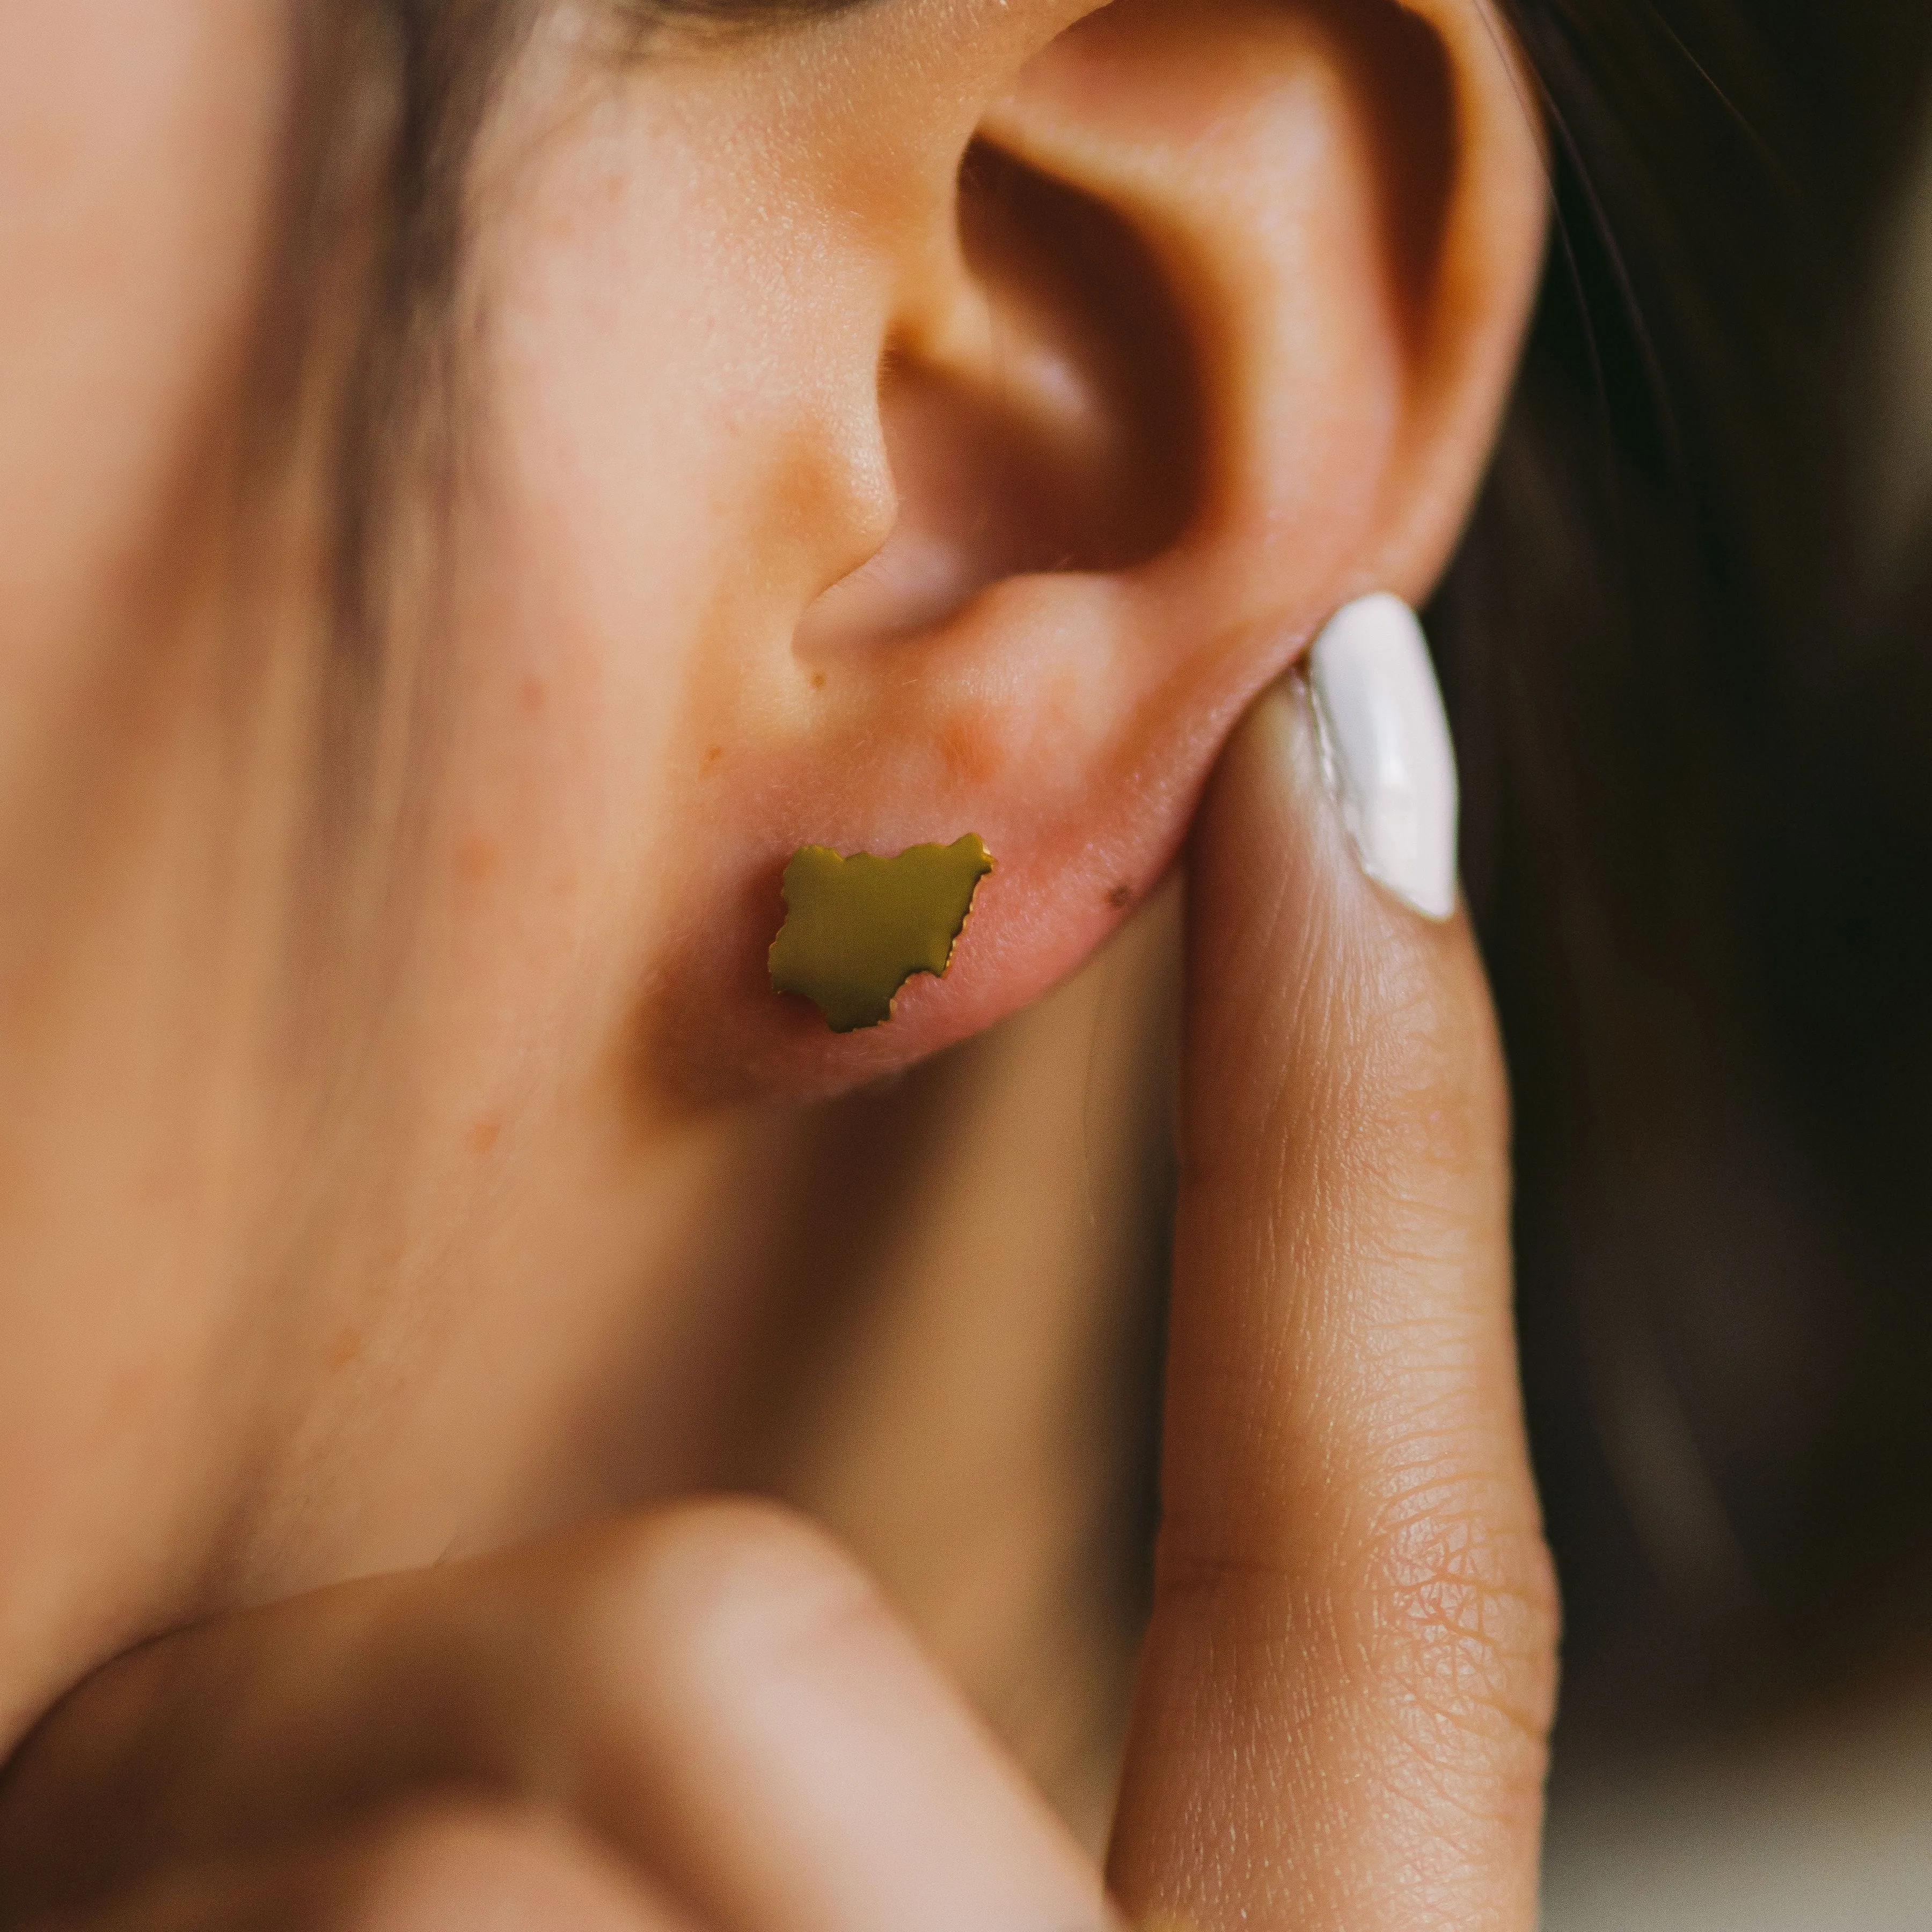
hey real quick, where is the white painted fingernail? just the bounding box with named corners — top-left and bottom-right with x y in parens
top-left (1307, 592), bottom-right (1460, 921)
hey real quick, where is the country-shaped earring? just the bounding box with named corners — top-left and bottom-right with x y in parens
top-left (768, 835), bottom-right (995, 1033)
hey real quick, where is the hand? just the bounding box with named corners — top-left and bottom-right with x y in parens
top-left (0, 669), bottom-right (1555, 1931)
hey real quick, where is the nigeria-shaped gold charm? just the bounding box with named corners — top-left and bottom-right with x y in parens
top-left (769, 835), bottom-right (994, 1033)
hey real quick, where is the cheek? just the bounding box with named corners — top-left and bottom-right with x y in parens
top-left (432, 111), bottom-right (904, 1113)
top-left (0, 0), bottom-right (286, 757)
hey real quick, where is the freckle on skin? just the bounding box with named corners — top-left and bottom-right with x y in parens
top-left (454, 835), bottom-right (499, 885)
top-left (939, 713), bottom-right (999, 786)
top-left (327, 1327), bottom-right (363, 1371)
top-left (517, 676), bottom-right (547, 715)
top-left (469, 1116), bottom-right (503, 1156)
top-left (705, 745), bottom-right (724, 767)
top-left (811, 672), bottom-right (827, 690)
top-left (1108, 883), bottom-right (1134, 910)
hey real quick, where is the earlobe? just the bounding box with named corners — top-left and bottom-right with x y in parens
top-left (646, 0), bottom-right (1544, 1101)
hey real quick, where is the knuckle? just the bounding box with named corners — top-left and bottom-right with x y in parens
top-left (1359, 1470), bottom-right (1561, 1777)
top-left (559, 1497), bottom-right (888, 1697)
top-left (330, 1804), bottom-right (639, 1932)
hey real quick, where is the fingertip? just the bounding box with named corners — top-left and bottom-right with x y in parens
top-left (1188, 620), bottom-right (1497, 1161)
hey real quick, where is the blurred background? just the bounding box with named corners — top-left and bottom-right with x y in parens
top-left (1439, 4), bottom-right (1932, 1919)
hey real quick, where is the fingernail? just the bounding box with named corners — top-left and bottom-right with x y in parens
top-left (1307, 592), bottom-right (1460, 921)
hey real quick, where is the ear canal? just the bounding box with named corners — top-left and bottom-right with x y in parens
top-left (792, 139), bottom-right (1204, 657)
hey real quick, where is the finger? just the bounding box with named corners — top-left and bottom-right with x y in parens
top-left (0, 1503), bottom-right (1108, 1932)
top-left (536, 1503), bottom-right (1109, 1932)
top-left (1110, 624), bottom-right (1558, 1930)
top-left (36, 1803), bottom-right (697, 1932)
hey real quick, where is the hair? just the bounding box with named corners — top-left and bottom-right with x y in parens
top-left (1438, 0), bottom-right (1932, 1756)
top-left (268, 0), bottom-right (1932, 1763)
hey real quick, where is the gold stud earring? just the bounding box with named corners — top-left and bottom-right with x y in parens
top-left (769, 835), bottom-right (994, 1033)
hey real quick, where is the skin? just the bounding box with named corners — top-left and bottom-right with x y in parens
top-left (0, 0), bottom-right (1553, 1925)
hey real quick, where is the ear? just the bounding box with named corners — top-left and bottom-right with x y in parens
top-left (639, 0), bottom-right (1545, 1099)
